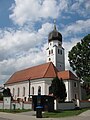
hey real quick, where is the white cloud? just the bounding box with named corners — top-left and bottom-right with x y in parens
top-left (0, 22), bottom-right (53, 60)
top-left (10, 0), bottom-right (68, 26)
top-left (9, 0), bottom-right (90, 26)
top-left (10, 0), bottom-right (58, 25)
top-left (0, 43), bottom-right (47, 83)
top-left (0, 45), bottom-right (46, 73)
top-left (62, 19), bottom-right (90, 37)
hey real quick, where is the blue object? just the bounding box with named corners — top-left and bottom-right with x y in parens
top-left (36, 105), bottom-right (43, 118)
top-left (36, 106), bottom-right (43, 109)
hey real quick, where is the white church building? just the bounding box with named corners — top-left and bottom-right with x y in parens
top-left (4, 23), bottom-right (81, 102)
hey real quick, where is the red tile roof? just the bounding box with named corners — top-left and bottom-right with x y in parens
top-left (5, 62), bottom-right (78, 85)
top-left (5, 62), bottom-right (58, 84)
top-left (58, 70), bottom-right (78, 80)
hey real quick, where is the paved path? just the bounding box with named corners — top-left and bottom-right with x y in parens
top-left (0, 117), bottom-right (11, 120)
top-left (79, 110), bottom-right (90, 117)
top-left (0, 110), bottom-right (90, 120)
top-left (16, 110), bottom-right (36, 116)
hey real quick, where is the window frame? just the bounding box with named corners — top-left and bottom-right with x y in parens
top-left (74, 82), bottom-right (77, 87)
top-left (23, 87), bottom-right (25, 96)
top-left (32, 87), bottom-right (34, 95)
top-left (17, 87), bottom-right (20, 97)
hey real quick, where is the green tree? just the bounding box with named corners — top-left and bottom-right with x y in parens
top-left (0, 87), bottom-right (13, 100)
top-left (68, 34), bottom-right (90, 82)
top-left (3, 88), bottom-right (12, 98)
top-left (49, 77), bottom-right (67, 102)
top-left (81, 82), bottom-right (90, 100)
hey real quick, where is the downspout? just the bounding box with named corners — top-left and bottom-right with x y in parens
top-left (28, 78), bottom-right (31, 101)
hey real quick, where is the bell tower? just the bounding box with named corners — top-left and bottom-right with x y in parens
top-left (46, 21), bottom-right (65, 71)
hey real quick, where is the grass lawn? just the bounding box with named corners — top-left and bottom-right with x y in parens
top-left (43, 108), bottom-right (90, 118)
top-left (0, 108), bottom-right (89, 118)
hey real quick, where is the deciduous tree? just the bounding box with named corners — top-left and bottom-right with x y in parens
top-left (68, 34), bottom-right (90, 82)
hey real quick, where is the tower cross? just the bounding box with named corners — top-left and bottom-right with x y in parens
top-left (54, 19), bottom-right (56, 30)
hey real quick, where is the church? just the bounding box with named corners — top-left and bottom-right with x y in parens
top-left (4, 23), bottom-right (81, 102)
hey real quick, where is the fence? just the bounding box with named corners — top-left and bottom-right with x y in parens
top-left (80, 100), bottom-right (90, 108)
top-left (0, 100), bottom-right (90, 110)
top-left (57, 100), bottom-right (90, 110)
top-left (57, 102), bottom-right (75, 110)
top-left (0, 101), bottom-right (32, 110)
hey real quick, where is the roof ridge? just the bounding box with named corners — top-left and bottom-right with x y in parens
top-left (43, 62), bottom-right (52, 78)
top-left (15, 62), bottom-right (49, 73)
top-left (43, 62), bottom-right (58, 78)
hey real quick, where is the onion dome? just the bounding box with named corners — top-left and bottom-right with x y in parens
top-left (48, 22), bottom-right (62, 42)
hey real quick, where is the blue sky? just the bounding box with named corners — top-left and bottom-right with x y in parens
top-left (0, 0), bottom-right (90, 84)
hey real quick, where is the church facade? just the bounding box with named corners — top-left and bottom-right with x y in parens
top-left (4, 23), bottom-right (81, 102)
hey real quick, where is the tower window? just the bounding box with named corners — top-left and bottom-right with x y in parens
top-left (58, 49), bottom-right (62, 55)
top-left (60, 50), bottom-right (62, 54)
top-left (49, 50), bottom-right (50, 55)
top-left (49, 58), bottom-right (51, 61)
top-left (51, 49), bottom-right (53, 54)
top-left (74, 82), bottom-right (77, 87)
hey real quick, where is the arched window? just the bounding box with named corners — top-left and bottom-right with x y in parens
top-left (51, 49), bottom-right (53, 54)
top-left (13, 88), bottom-right (15, 97)
top-left (32, 87), bottom-right (34, 95)
top-left (49, 50), bottom-right (50, 55)
top-left (38, 86), bottom-right (41, 95)
top-left (60, 50), bottom-right (62, 54)
top-left (23, 87), bottom-right (25, 96)
top-left (17, 87), bottom-right (20, 97)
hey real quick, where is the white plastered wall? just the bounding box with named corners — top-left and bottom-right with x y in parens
top-left (5, 78), bottom-right (53, 101)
